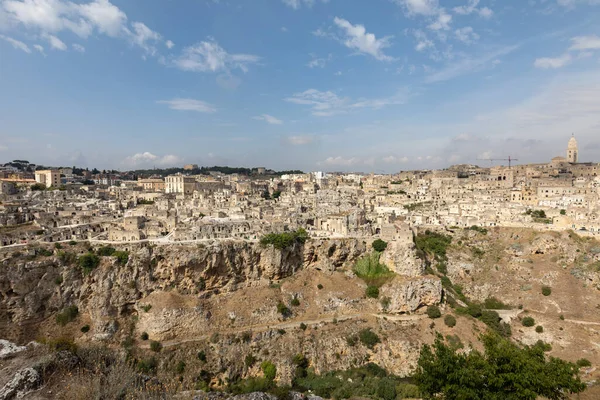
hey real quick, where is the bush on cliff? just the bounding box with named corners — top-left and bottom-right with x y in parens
top-left (353, 252), bottom-right (394, 287)
top-left (260, 228), bottom-right (308, 250)
top-left (78, 253), bottom-right (100, 275)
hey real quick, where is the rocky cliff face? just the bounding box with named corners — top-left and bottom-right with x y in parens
top-left (0, 239), bottom-right (369, 342)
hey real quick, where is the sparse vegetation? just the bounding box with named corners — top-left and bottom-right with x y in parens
top-left (317, 283), bottom-right (323, 290)
top-left (358, 328), bottom-right (380, 349)
top-left (415, 230), bottom-right (452, 261)
top-left (290, 297), bottom-right (300, 307)
top-left (353, 252), bottom-right (394, 287)
top-left (150, 340), bottom-right (162, 352)
top-left (56, 305), bottom-right (79, 326)
top-left (467, 225), bottom-right (488, 235)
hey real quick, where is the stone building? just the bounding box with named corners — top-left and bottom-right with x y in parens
top-left (567, 134), bottom-right (578, 163)
top-left (165, 174), bottom-right (195, 195)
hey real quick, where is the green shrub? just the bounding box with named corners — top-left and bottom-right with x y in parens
top-left (114, 250), bottom-right (129, 265)
top-left (245, 353), bottom-right (257, 368)
top-left (541, 286), bottom-right (552, 296)
top-left (259, 228), bottom-right (308, 250)
top-left (80, 325), bottom-right (90, 333)
top-left (444, 314), bottom-right (457, 327)
top-left (137, 357), bottom-right (157, 373)
top-left (78, 253), bottom-right (100, 275)
top-left (380, 296), bottom-right (391, 310)
top-left (415, 231), bottom-right (452, 261)
top-left (291, 297), bottom-right (300, 307)
top-left (299, 323), bottom-right (307, 331)
top-left (54, 276), bottom-right (63, 285)
top-left (68, 240), bottom-right (77, 246)
top-left (150, 340), bottom-right (162, 352)
top-left (142, 304), bottom-right (152, 312)
top-left (277, 301), bottom-right (292, 318)
top-left (54, 243), bottom-right (62, 249)
top-left (359, 328), bottom-right (380, 349)
top-left (481, 310), bottom-right (511, 337)
top-left (467, 225), bottom-right (488, 235)
top-left (317, 284), bottom-right (323, 290)
top-left (141, 332), bottom-right (149, 341)
top-left (260, 361), bottom-right (277, 381)
top-left (366, 285), bottom-right (380, 298)
top-left (560, 314), bottom-right (565, 320)
top-left (436, 262), bottom-right (448, 275)
top-left (57, 251), bottom-right (76, 265)
top-left (96, 246), bottom-right (116, 256)
top-left (467, 303), bottom-right (483, 318)
top-left (484, 297), bottom-right (511, 310)
top-left (522, 316), bottom-right (535, 327)
top-left (372, 239), bottom-right (388, 252)
top-left (176, 360), bottom-right (186, 374)
top-left (536, 325), bottom-right (544, 333)
top-left (445, 334), bottom-right (464, 350)
top-left (197, 350), bottom-right (207, 362)
top-left (427, 305), bottom-right (441, 319)
top-left (56, 305), bottom-right (79, 326)
top-left (576, 358), bottom-right (591, 368)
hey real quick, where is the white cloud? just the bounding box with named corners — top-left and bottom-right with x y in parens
top-left (126, 21), bottom-right (161, 56)
top-left (452, 0), bottom-right (493, 18)
top-left (317, 156), bottom-right (360, 167)
top-left (287, 135), bottom-right (315, 145)
top-left (174, 38), bottom-right (260, 73)
top-left (165, 39), bottom-right (174, 49)
top-left (455, 27), bottom-right (479, 44)
top-left (285, 88), bottom-right (409, 116)
top-left (72, 43), bottom-right (85, 52)
top-left (0, 34), bottom-right (31, 53)
top-left (332, 17), bottom-right (393, 61)
top-left (383, 155), bottom-right (409, 163)
top-left (478, 7), bottom-right (493, 18)
top-left (33, 43), bottom-right (44, 53)
top-left (412, 29), bottom-right (434, 51)
top-left (124, 152), bottom-right (181, 167)
top-left (43, 33), bottom-right (67, 50)
top-left (157, 98), bottom-right (217, 113)
top-left (253, 114), bottom-right (283, 125)
top-left (534, 54), bottom-right (572, 69)
top-left (425, 44), bottom-right (520, 83)
top-left (2, 0), bottom-right (168, 55)
top-left (0, 145), bottom-right (8, 151)
top-left (428, 10), bottom-right (452, 31)
top-left (281, 0), bottom-right (328, 9)
top-left (306, 53), bottom-right (332, 68)
top-left (395, 0), bottom-right (440, 16)
top-left (569, 35), bottom-right (600, 51)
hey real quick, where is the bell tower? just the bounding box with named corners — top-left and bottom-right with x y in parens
top-left (567, 134), bottom-right (578, 163)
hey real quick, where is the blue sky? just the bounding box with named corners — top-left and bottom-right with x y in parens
top-left (1, 0), bottom-right (600, 172)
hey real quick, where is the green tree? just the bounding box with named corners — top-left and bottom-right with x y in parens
top-left (372, 239), bottom-right (388, 252)
top-left (416, 332), bottom-right (585, 399)
top-left (427, 305), bottom-right (441, 319)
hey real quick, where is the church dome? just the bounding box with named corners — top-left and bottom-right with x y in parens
top-left (568, 135), bottom-right (578, 149)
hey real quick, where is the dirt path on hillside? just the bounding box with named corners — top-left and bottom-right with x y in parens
top-left (143, 312), bottom-right (427, 349)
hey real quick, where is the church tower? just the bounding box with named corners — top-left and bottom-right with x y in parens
top-left (567, 134), bottom-right (578, 163)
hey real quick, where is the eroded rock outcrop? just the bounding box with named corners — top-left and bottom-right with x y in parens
top-left (379, 275), bottom-right (442, 313)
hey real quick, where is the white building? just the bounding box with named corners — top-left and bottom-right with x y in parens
top-left (165, 174), bottom-right (196, 194)
top-left (34, 170), bottom-right (60, 188)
